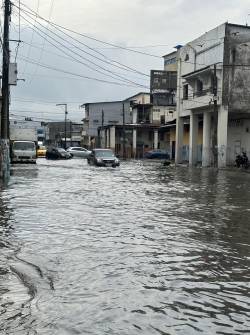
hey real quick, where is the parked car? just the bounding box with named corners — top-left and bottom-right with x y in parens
top-left (144, 149), bottom-right (170, 159)
top-left (37, 145), bottom-right (47, 157)
top-left (66, 147), bottom-right (91, 158)
top-left (87, 149), bottom-right (120, 167)
top-left (46, 147), bottom-right (72, 160)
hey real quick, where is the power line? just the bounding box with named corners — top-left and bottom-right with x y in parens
top-left (14, 0), bottom-right (21, 62)
top-left (29, 0), bottom-right (55, 81)
top-left (11, 3), bottom-right (152, 78)
top-left (14, 0), bottom-right (162, 59)
top-left (15, 10), bottom-right (148, 88)
top-left (17, 54), bottom-right (150, 88)
top-left (15, 43), bottom-right (148, 82)
top-left (22, 0), bottom-right (40, 74)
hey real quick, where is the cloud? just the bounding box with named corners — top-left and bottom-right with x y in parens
top-left (9, 0), bottom-right (250, 121)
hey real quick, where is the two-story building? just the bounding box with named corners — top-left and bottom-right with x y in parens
top-left (82, 99), bottom-right (132, 148)
top-left (176, 22), bottom-right (250, 168)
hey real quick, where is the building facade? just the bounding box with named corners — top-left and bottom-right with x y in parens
top-left (46, 121), bottom-right (83, 147)
top-left (175, 23), bottom-right (250, 168)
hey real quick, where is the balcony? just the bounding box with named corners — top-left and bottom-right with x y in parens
top-left (193, 87), bottom-right (213, 98)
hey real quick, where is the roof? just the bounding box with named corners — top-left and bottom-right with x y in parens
top-left (162, 51), bottom-right (177, 58)
top-left (82, 100), bottom-right (124, 107)
top-left (182, 65), bottom-right (212, 79)
top-left (124, 92), bottom-right (150, 101)
top-left (227, 22), bottom-right (250, 30)
top-left (82, 92), bottom-right (150, 107)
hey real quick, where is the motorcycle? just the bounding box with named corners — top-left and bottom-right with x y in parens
top-left (235, 153), bottom-right (249, 169)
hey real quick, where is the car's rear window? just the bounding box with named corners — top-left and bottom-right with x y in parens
top-left (13, 142), bottom-right (35, 151)
top-left (95, 150), bottom-right (114, 158)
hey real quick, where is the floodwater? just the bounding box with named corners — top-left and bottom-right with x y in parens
top-left (0, 159), bottom-right (250, 335)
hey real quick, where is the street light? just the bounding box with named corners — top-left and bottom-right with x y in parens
top-left (56, 103), bottom-right (68, 149)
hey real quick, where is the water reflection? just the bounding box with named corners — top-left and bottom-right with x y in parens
top-left (0, 160), bottom-right (249, 334)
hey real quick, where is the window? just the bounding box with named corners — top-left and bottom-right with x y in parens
top-left (232, 48), bottom-right (236, 63)
top-left (160, 115), bottom-right (165, 125)
top-left (183, 84), bottom-right (189, 100)
top-left (196, 79), bottom-right (203, 95)
top-left (164, 57), bottom-right (176, 66)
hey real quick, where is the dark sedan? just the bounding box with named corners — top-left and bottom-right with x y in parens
top-left (87, 149), bottom-right (120, 167)
top-left (144, 149), bottom-right (170, 159)
top-left (46, 147), bottom-right (72, 160)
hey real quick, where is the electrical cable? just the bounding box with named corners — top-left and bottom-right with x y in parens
top-left (22, 0), bottom-right (40, 74)
top-left (14, 0), bottom-right (21, 62)
top-left (29, 0), bottom-right (55, 81)
top-left (12, 2), bottom-right (152, 79)
top-left (14, 0), bottom-right (162, 59)
top-left (17, 54), bottom-right (150, 88)
top-left (15, 10), bottom-right (148, 88)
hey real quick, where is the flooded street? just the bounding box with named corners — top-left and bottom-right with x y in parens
top-left (0, 159), bottom-right (250, 334)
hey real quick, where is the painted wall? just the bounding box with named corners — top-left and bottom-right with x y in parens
top-left (85, 101), bottom-right (131, 137)
top-left (152, 106), bottom-right (176, 124)
top-left (163, 51), bottom-right (177, 72)
top-left (223, 24), bottom-right (250, 111)
top-left (178, 23), bottom-right (226, 118)
top-left (227, 118), bottom-right (250, 164)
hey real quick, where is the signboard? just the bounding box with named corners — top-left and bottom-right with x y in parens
top-left (150, 70), bottom-right (177, 106)
top-left (9, 63), bottom-right (17, 85)
top-left (150, 70), bottom-right (177, 94)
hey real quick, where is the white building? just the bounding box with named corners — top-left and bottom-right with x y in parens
top-left (175, 23), bottom-right (250, 168)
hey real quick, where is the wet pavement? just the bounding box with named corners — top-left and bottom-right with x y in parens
top-left (0, 158), bottom-right (250, 334)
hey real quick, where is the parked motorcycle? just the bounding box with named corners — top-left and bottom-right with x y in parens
top-left (235, 152), bottom-right (249, 169)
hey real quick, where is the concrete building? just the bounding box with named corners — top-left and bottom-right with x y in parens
top-left (46, 121), bottom-right (83, 147)
top-left (82, 93), bottom-right (155, 149)
top-left (175, 23), bottom-right (250, 168)
top-left (82, 99), bottom-right (133, 148)
top-left (98, 92), bottom-right (177, 158)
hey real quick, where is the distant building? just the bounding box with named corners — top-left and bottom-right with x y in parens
top-left (81, 95), bottom-right (143, 148)
top-left (163, 51), bottom-right (178, 72)
top-left (46, 121), bottom-right (83, 148)
top-left (98, 92), bottom-right (176, 159)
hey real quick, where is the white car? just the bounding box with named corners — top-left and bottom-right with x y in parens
top-left (66, 147), bottom-right (91, 158)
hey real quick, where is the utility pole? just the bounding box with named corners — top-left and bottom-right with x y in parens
top-left (1, 0), bottom-right (10, 139)
top-left (0, 0), bottom-right (11, 180)
top-left (56, 104), bottom-right (68, 149)
top-left (122, 103), bottom-right (126, 159)
top-left (70, 121), bottom-right (72, 146)
top-left (101, 109), bottom-right (104, 147)
top-left (212, 64), bottom-right (218, 167)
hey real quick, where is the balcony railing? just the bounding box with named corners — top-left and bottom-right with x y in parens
top-left (193, 87), bottom-right (213, 98)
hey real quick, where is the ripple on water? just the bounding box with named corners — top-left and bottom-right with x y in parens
top-left (0, 160), bottom-right (249, 334)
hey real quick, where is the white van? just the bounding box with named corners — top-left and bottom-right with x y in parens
top-left (11, 141), bottom-right (37, 163)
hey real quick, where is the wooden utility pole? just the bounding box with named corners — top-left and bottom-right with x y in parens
top-left (0, 0), bottom-right (11, 180)
top-left (212, 64), bottom-right (218, 167)
top-left (1, 0), bottom-right (10, 139)
top-left (122, 103), bottom-right (126, 159)
top-left (56, 104), bottom-right (68, 149)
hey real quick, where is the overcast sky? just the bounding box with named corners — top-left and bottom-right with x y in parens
top-left (4, 0), bottom-right (250, 122)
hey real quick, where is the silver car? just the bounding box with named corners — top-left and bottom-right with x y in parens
top-left (66, 147), bottom-right (91, 158)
